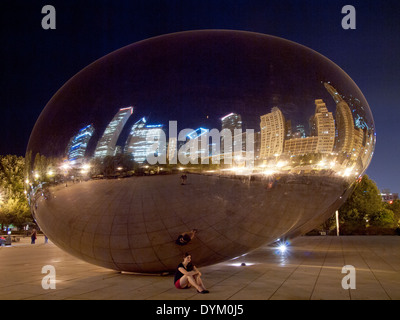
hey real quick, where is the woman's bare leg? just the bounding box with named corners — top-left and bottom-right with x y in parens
top-left (180, 275), bottom-right (203, 291)
top-left (194, 274), bottom-right (207, 291)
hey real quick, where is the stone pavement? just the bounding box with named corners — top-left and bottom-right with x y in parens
top-left (0, 235), bottom-right (399, 300)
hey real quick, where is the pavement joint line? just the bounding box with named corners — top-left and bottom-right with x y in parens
top-left (310, 236), bottom-right (339, 300)
top-left (223, 268), bottom-right (265, 300)
top-left (349, 237), bottom-right (392, 300)
top-left (267, 236), bottom-right (329, 300)
top-left (339, 236), bottom-right (352, 300)
top-left (361, 237), bottom-right (399, 273)
top-left (1, 236), bottom-right (399, 300)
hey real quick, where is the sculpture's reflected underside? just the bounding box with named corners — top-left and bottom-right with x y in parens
top-left (26, 30), bottom-right (375, 272)
top-left (35, 174), bottom-right (348, 272)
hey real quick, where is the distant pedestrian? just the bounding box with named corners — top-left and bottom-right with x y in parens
top-left (0, 236), bottom-right (5, 246)
top-left (31, 229), bottom-right (37, 244)
top-left (180, 173), bottom-right (187, 185)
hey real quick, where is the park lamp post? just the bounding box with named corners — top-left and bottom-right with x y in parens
top-left (60, 163), bottom-right (71, 186)
top-left (47, 169), bottom-right (55, 183)
top-left (336, 210), bottom-right (340, 236)
top-left (80, 163), bottom-right (91, 180)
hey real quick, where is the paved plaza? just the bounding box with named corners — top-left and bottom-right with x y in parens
top-left (0, 235), bottom-right (399, 300)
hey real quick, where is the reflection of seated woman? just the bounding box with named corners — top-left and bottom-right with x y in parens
top-left (175, 229), bottom-right (197, 246)
top-left (174, 253), bottom-right (209, 294)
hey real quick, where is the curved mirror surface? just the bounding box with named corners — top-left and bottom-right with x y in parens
top-left (26, 31), bottom-right (375, 272)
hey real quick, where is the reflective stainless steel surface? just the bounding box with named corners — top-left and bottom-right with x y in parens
top-left (26, 30), bottom-right (375, 272)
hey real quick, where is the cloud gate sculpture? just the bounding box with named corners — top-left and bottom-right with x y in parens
top-left (26, 30), bottom-right (375, 273)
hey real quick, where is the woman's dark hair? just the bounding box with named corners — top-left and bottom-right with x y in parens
top-left (183, 253), bottom-right (193, 271)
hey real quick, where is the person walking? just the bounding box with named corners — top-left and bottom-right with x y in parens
top-left (31, 229), bottom-right (37, 244)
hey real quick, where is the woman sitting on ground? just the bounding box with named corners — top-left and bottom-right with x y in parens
top-left (174, 252), bottom-right (209, 294)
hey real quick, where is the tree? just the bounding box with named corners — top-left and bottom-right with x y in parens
top-left (340, 175), bottom-right (382, 217)
top-left (90, 155), bottom-right (137, 177)
top-left (103, 156), bottom-right (116, 177)
top-left (386, 199), bottom-right (400, 227)
top-left (338, 175), bottom-right (395, 233)
top-left (368, 208), bottom-right (396, 228)
top-left (0, 155), bottom-right (32, 230)
top-left (1, 197), bottom-right (30, 228)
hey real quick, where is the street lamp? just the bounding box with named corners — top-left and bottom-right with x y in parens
top-left (61, 163), bottom-right (70, 171)
top-left (60, 163), bottom-right (71, 186)
top-left (336, 210), bottom-right (340, 236)
top-left (81, 163), bottom-right (90, 171)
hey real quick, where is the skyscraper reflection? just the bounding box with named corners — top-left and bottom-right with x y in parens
top-left (65, 124), bottom-right (94, 166)
top-left (94, 107), bottom-right (133, 159)
top-left (124, 120), bottom-right (165, 163)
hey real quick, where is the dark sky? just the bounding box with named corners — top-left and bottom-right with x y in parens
top-left (0, 0), bottom-right (399, 193)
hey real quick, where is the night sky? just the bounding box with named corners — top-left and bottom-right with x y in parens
top-left (1, 0), bottom-right (399, 192)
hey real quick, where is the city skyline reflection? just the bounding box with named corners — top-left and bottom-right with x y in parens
top-left (27, 81), bottom-right (373, 183)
